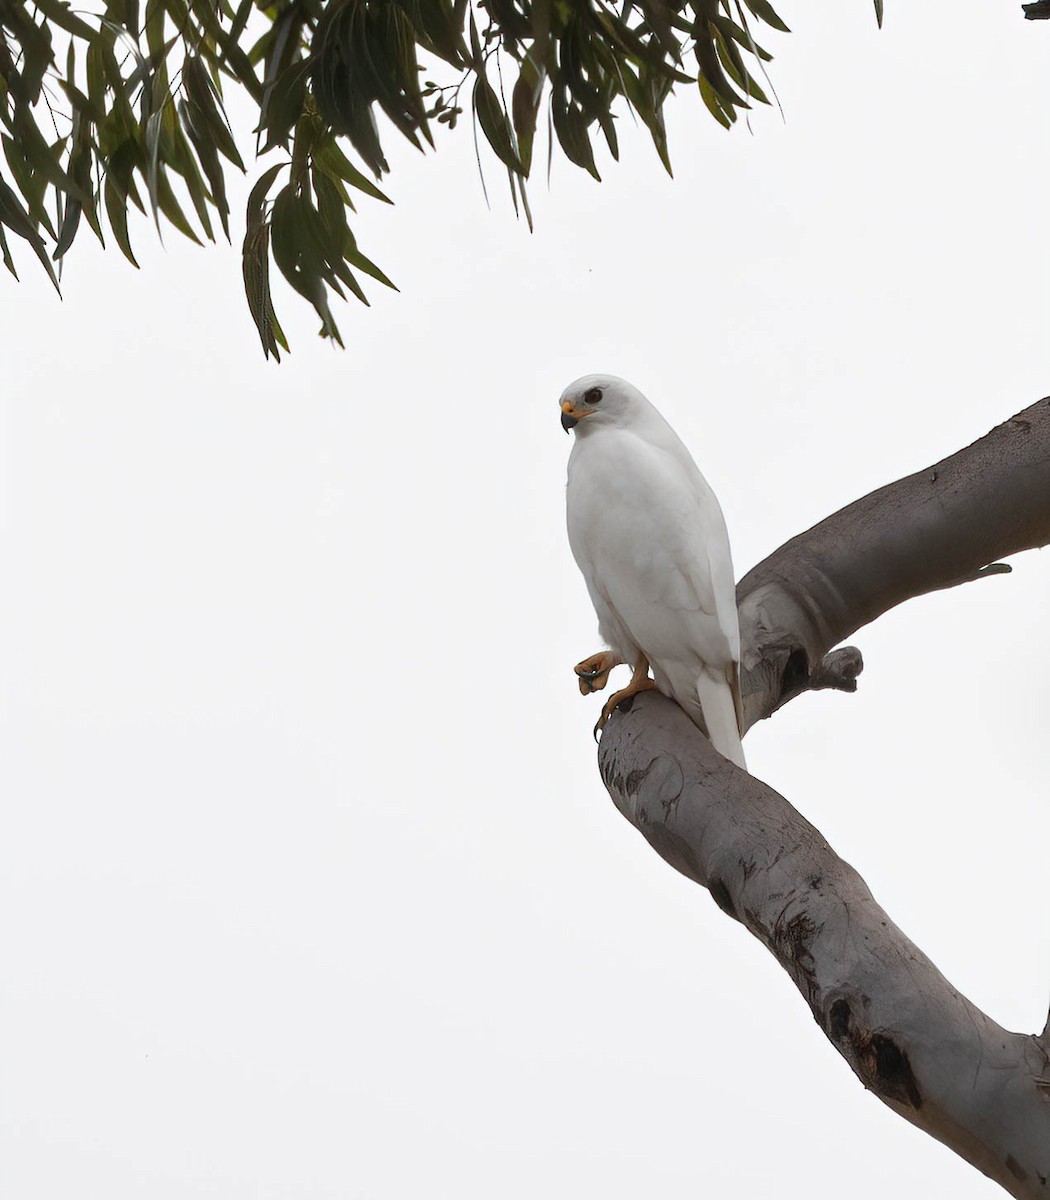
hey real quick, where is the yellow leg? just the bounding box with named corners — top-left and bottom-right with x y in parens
top-left (574, 650), bottom-right (623, 695)
top-left (594, 657), bottom-right (656, 739)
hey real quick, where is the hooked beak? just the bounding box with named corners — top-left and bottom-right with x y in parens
top-left (560, 400), bottom-right (595, 433)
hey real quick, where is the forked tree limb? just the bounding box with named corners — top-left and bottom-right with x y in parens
top-left (736, 399), bottom-right (1050, 730)
top-left (598, 696), bottom-right (1050, 1197)
top-left (597, 398), bottom-right (1050, 1196)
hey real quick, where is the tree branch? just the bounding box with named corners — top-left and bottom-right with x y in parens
top-left (595, 399), bottom-right (1050, 1195)
top-left (599, 693), bottom-right (1050, 1198)
top-left (736, 399), bottom-right (1050, 729)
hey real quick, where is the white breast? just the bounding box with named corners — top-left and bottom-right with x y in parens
top-left (566, 424), bottom-right (739, 678)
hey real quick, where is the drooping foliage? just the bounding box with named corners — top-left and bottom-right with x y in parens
top-left (0, 0), bottom-right (802, 357)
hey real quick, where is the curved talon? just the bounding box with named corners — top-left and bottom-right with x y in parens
top-left (591, 660), bottom-right (657, 739)
top-left (593, 699), bottom-right (619, 741)
top-left (579, 671), bottom-right (607, 696)
top-left (593, 700), bottom-right (612, 741)
top-left (574, 651), bottom-right (622, 695)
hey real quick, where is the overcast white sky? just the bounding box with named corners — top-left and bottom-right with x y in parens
top-left (2, 3), bottom-right (1049, 1197)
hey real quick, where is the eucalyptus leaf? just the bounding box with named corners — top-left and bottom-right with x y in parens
top-left (1, 0), bottom-right (800, 356)
top-left (473, 74), bottom-right (523, 174)
top-left (104, 172), bottom-right (140, 267)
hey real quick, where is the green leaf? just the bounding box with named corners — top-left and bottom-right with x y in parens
top-left (144, 0), bottom-right (167, 61)
top-left (246, 164), bottom-right (284, 226)
top-left (311, 169), bottom-right (348, 240)
top-left (0, 179), bottom-right (61, 294)
top-left (182, 56), bottom-right (245, 169)
top-left (2, 133), bottom-right (57, 237)
top-left (86, 39), bottom-right (108, 115)
top-left (156, 168), bottom-right (205, 245)
top-left (468, 8), bottom-right (483, 65)
top-left (12, 115), bottom-right (93, 209)
top-left (270, 185), bottom-right (343, 345)
top-left (179, 99), bottom-right (232, 239)
top-left (242, 163), bottom-right (288, 359)
top-left (167, 117), bottom-right (216, 242)
top-left (473, 74), bottom-right (523, 174)
top-left (259, 58), bottom-right (312, 152)
top-left (6, 6), bottom-right (54, 104)
top-left (105, 136), bottom-right (147, 218)
top-left (551, 92), bottom-right (599, 180)
top-left (313, 138), bottom-right (392, 203)
top-left (344, 231), bottom-right (397, 291)
top-left (242, 220), bottom-right (286, 360)
top-left (696, 32), bottom-right (746, 113)
top-left (26, 0), bottom-right (97, 42)
top-left (717, 11), bottom-right (773, 61)
top-left (68, 113), bottom-right (104, 245)
top-left (145, 106), bottom-right (165, 233)
top-left (699, 75), bottom-right (735, 130)
top-left (741, 0), bottom-right (791, 34)
top-left (619, 66), bottom-right (672, 174)
top-left (214, 29), bottom-right (263, 104)
top-left (52, 196), bottom-right (82, 258)
top-left (511, 54), bottom-right (544, 176)
top-left (104, 172), bottom-right (140, 267)
top-left (713, 32), bottom-right (761, 107)
top-left (0, 223), bottom-right (19, 279)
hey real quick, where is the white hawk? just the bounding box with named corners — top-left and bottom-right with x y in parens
top-left (561, 374), bottom-right (747, 770)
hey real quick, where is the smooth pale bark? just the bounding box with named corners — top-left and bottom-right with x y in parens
top-left (736, 400), bottom-right (1050, 729)
top-left (596, 399), bottom-right (1050, 1196)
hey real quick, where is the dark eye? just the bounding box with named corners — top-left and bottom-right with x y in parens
top-left (584, 387), bottom-right (603, 405)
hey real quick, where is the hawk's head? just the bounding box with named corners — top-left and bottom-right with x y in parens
top-left (557, 374), bottom-right (642, 434)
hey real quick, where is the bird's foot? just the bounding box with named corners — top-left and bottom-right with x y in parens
top-left (593, 672), bottom-right (657, 740)
top-left (573, 651), bottom-right (622, 695)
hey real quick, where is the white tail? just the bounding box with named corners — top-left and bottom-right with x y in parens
top-left (695, 667), bottom-right (747, 770)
